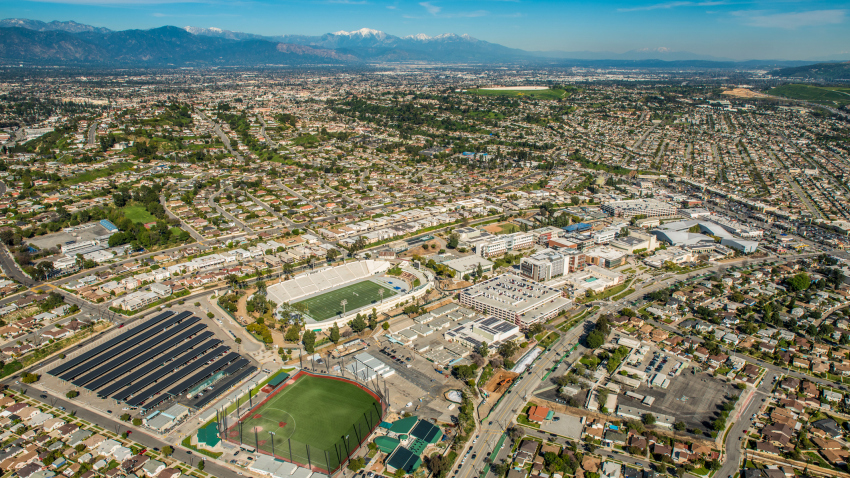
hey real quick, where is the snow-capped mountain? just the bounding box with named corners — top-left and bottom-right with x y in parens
top-left (180, 26), bottom-right (527, 62)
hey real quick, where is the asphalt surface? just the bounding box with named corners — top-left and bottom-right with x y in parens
top-left (15, 386), bottom-right (246, 478)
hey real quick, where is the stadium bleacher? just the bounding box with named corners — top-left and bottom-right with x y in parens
top-left (267, 260), bottom-right (390, 308)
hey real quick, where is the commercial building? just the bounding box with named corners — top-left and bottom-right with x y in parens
top-left (565, 266), bottom-right (625, 295)
top-left (459, 274), bottom-right (572, 329)
top-left (601, 199), bottom-right (678, 219)
top-left (442, 255), bottom-right (494, 277)
top-left (520, 249), bottom-right (565, 281)
top-left (610, 230), bottom-right (657, 254)
top-left (443, 315), bottom-right (521, 351)
top-left (475, 232), bottom-right (534, 258)
top-left (585, 246), bottom-right (627, 269)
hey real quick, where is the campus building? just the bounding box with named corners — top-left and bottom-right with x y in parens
top-left (458, 274), bottom-right (572, 329)
top-left (601, 198), bottom-right (678, 218)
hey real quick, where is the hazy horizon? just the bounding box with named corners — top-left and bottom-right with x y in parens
top-left (1, 0), bottom-right (849, 61)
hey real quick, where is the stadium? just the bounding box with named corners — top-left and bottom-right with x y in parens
top-left (226, 370), bottom-right (386, 473)
top-left (267, 260), bottom-right (431, 330)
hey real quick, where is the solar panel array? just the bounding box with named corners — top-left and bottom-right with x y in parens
top-left (47, 309), bottom-right (253, 410)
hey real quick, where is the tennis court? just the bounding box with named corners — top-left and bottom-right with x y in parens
top-left (293, 279), bottom-right (397, 321)
top-left (231, 372), bottom-right (383, 472)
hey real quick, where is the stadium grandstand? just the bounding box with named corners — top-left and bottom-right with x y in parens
top-left (267, 260), bottom-right (390, 305)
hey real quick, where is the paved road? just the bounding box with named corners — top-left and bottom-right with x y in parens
top-left (717, 372), bottom-right (776, 478)
top-left (456, 321), bottom-right (588, 478)
top-left (87, 122), bottom-right (98, 148)
top-left (15, 386), bottom-right (248, 478)
top-left (0, 243), bottom-right (35, 287)
top-left (161, 194), bottom-right (207, 243)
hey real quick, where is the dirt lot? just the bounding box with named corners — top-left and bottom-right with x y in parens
top-left (721, 88), bottom-right (770, 99)
top-left (483, 369), bottom-right (518, 394)
top-left (399, 238), bottom-right (444, 258)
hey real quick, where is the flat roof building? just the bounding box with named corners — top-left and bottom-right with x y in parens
top-left (458, 274), bottom-right (572, 329)
top-left (602, 199), bottom-right (678, 219)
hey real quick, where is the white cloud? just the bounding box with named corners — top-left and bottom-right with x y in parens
top-left (733, 9), bottom-right (847, 29)
top-left (419, 1), bottom-right (441, 15)
top-left (618, 0), bottom-right (727, 12)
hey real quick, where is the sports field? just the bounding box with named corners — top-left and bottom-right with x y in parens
top-left (293, 279), bottom-right (397, 321)
top-left (121, 205), bottom-right (157, 223)
top-left (232, 373), bottom-right (382, 471)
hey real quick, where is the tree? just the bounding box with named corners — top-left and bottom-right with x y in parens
top-left (476, 341), bottom-right (489, 358)
top-left (330, 323), bottom-right (340, 344)
top-left (642, 413), bottom-right (656, 425)
top-left (66, 390), bottom-right (79, 399)
top-left (447, 233), bottom-right (460, 249)
top-left (674, 421), bottom-right (687, 431)
top-left (348, 457), bottom-right (365, 472)
top-left (498, 341), bottom-right (518, 359)
top-left (285, 325), bottom-right (300, 342)
top-left (787, 272), bottom-right (811, 292)
top-left (349, 314), bottom-right (368, 333)
top-left (21, 373), bottom-right (39, 384)
top-left (302, 330), bottom-right (316, 353)
top-left (198, 460), bottom-right (205, 471)
top-left (586, 330), bottom-right (605, 349)
top-left (132, 418), bottom-right (143, 426)
top-left (382, 322), bottom-right (390, 330)
top-left (162, 446), bottom-right (173, 456)
top-left (426, 453), bottom-right (447, 477)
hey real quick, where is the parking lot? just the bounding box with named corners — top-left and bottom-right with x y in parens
top-left (631, 348), bottom-right (684, 379)
top-left (365, 342), bottom-right (463, 422)
top-left (619, 370), bottom-right (738, 432)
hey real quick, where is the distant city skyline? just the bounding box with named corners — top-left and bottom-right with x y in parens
top-left (1, 0), bottom-right (848, 60)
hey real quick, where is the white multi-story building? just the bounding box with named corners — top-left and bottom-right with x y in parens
top-left (459, 274), bottom-right (572, 329)
top-left (520, 249), bottom-right (566, 282)
top-left (476, 232), bottom-right (534, 258)
top-left (601, 198), bottom-right (678, 218)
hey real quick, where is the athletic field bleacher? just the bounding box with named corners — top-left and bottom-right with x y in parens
top-left (267, 260), bottom-right (390, 307)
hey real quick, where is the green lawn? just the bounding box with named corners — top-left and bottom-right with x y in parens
top-left (122, 205), bottom-right (157, 224)
top-left (232, 373), bottom-right (381, 471)
top-left (769, 84), bottom-right (850, 107)
top-left (294, 279), bottom-right (397, 321)
top-left (466, 88), bottom-right (568, 100)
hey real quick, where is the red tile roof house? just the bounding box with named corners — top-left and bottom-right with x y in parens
top-left (528, 406), bottom-right (551, 423)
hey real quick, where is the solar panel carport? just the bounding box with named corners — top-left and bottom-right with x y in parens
top-left (72, 317), bottom-right (202, 387)
top-left (95, 334), bottom-right (218, 398)
top-left (192, 365), bottom-right (257, 409)
top-left (166, 352), bottom-right (242, 397)
top-left (79, 324), bottom-right (208, 390)
top-left (58, 311), bottom-right (193, 381)
top-left (48, 310), bottom-right (176, 376)
top-left (126, 350), bottom-right (239, 408)
top-left (117, 344), bottom-right (230, 404)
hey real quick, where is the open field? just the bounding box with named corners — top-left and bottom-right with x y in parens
top-left (122, 205), bottom-right (157, 223)
top-left (768, 84), bottom-right (850, 107)
top-left (466, 88), bottom-right (568, 100)
top-left (232, 373), bottom-right (381, 472)
top-left (294, 279), bottom-right (398, 321)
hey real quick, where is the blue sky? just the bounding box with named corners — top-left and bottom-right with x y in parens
top-left (2, 0), bottom-right (849, 60)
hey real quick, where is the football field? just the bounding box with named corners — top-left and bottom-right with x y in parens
top-left (232, 373), bottom-right (382, 471)
top-left (294, 279), bottom-right (397, 321)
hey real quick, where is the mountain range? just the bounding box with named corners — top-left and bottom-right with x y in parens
top-left (0, 18), bottom-right (840, 67)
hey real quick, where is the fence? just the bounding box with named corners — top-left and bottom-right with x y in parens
top-left (221, 369), bottom-right (387, 475)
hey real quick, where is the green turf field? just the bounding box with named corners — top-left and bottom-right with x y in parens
top-left (122, 205), bottom-right (157, 223)
top-left (233, 374), bottom-right (381, 471)
top-left (466, 88), bottom-right (568, 100)
top-left (294, 280), bottom-right (397, 321)
top-left (769, 84), bottom-right (850, 107)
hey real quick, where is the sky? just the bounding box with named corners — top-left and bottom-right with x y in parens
top-left (1, 0), bottom-right (849, 60)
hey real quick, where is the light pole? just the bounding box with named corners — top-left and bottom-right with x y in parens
top-left (270, 431), bottom-right (276, 458)
top-left (341, 299), bottom-right (347, 317)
